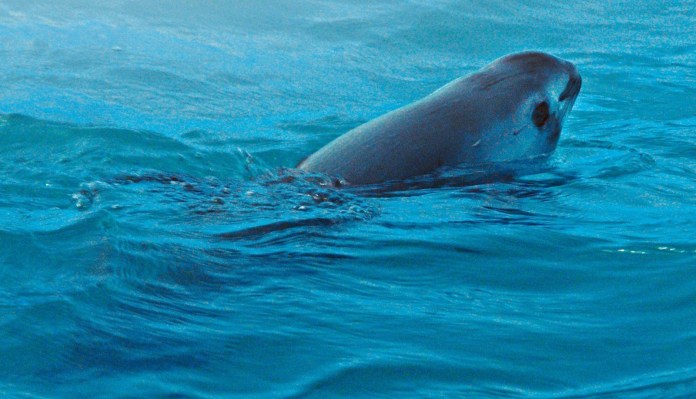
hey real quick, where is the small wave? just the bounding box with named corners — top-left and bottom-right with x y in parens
top-left (555, 367), bottom-right (696, 399)
top-left (285, 358), bottom-right (529, 399)
top-left (561, 137), bottom-right (658, 180)
top-left (593, 150), bottom-right (656, 179)
top-left (0, 113), bottom-right (268, 182)
top-left (217, 217), bottom-right (340, 240)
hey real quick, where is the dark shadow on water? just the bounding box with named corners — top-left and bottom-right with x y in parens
top-left (343, 158), bottom-right (578, 198)
top-left (103, 157), bottom-right (578, 247)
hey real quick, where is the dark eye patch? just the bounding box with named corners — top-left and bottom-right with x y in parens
top-left (532, 101), bottom-right (549, 127)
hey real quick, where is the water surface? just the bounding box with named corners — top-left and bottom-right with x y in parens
top-left (1, 1), bottom-right (695, 398)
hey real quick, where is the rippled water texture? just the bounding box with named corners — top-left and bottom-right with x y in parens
top-left (1, 1), bottom-right (695, 398)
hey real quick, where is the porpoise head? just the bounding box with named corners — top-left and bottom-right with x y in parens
top-left (297, 51), bottom-right (582, 185)
top-left (466, 51), bottom-right (582, 163)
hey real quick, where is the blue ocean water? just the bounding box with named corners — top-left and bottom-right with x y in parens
top-left (1, 1), bottom-right (695, 397)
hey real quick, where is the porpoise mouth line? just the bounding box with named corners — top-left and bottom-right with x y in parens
top-left (559, 74), bottom-right (582, 101)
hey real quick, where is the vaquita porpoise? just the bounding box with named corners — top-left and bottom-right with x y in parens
top-left (298, 51), bottom-right (582, 185)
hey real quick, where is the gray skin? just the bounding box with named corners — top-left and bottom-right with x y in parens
top-left (297, 51), bottom-right (582, 185)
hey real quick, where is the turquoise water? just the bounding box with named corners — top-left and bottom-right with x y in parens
top-left (1, 1), bottom-right (695, 397)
